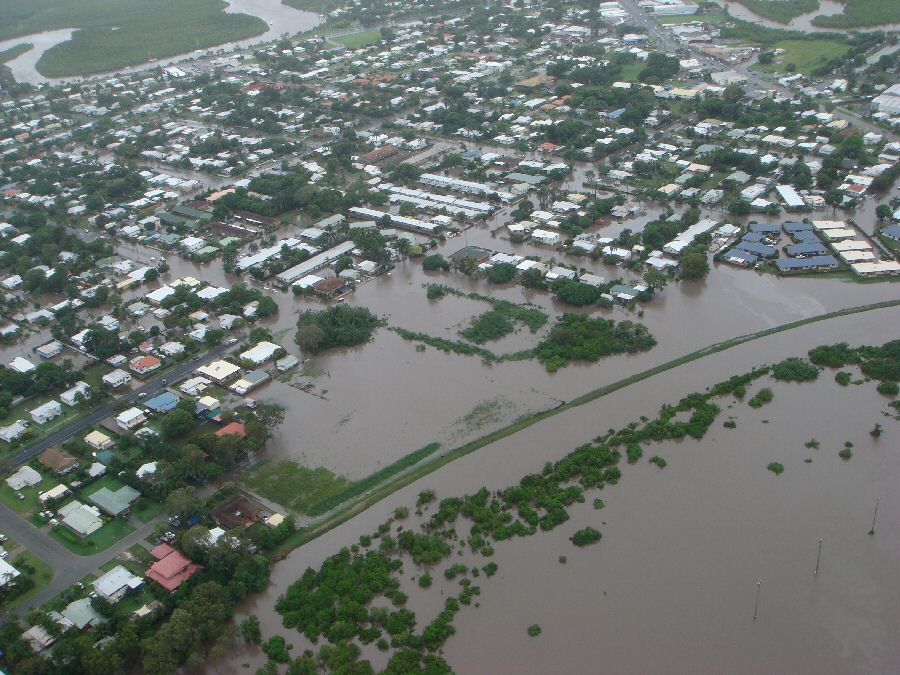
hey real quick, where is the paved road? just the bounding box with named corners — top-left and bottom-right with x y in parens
top-left (9, 341), bottom-right (233, 468)
top-left (0, 501), bottom-right (71, 568)
top-left (5, 508), bottom-right (166, 617)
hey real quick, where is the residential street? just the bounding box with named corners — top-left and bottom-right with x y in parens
top-left (8, 341), bottom-right (234, 468)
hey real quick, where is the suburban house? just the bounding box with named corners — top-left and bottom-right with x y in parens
top-left (0, 558), bottom-right (21, 588)
top-left (85, 430), bottom-right (114, 451)
top-left (211, 494), bottom-right (264, 529)
top-left (39, 447), bottom-right (79, 475)
top-left (136, 461), bottom-right (158, 479)
top-left (36, 341), bottom-right (64, 359)
top-left (215, 421), bottom-right (246, 439)
top-left (6, 465), bottom-right (42, 490)
top-left (58, 501), bottom-right (104, 537)
top-left (30, 400), bottom-right (62, 425)
top-left (276, 355), bottom-right (299, 372)
top-left (9, 356), bottom-right (36, 373)
top-left (60, 381), bottom-right (91, 407)
top-left (61, 598), bottom-right (106, 630)
top-left (102, 369), bottom-right (132, 388)
top-left (196, 360), bottom-right (241, 384)
top-left (180, 376), bottom-right (210, 396)
top-left (39, 484), bottom-right (70, 504)
top-left (0, 420), bottom-right (28, 443)
top-left (88, 485), bottom-right (141, 517)
top-left (146, 544), bottom-right (201, 591)
top-left (130, 355), bottom-right (161, 376)
top-left (229, 370), bottom-right (270, 395)
top-left (239, 341), bottom-right (281, 366)
top-left (145, 391), bottom-right (180, 413)
top-left (92, 565), bottom-right (143, 602)
top-left (116, 407), bottom-right (147, 431)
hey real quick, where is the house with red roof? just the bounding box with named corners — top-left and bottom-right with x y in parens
top-left (215, 421), bottom-right (246, 438)
top-left (145, 544), bottom-right (201, 591)
top-left (130, 355), bottom-right (161, 376)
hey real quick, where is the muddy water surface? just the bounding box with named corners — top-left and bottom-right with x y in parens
top-left (215, 306), bottom-right (900, 674)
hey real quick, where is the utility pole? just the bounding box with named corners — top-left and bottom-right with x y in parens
top-left (814, 538), bottom-right (823, 576)
top-left (753, 579), bottom-right (762, 621)
top-left (869, 497), bottom-right (880, 535)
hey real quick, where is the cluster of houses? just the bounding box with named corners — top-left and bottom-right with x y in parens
top-left (721, 219), bottom-right (900, 275)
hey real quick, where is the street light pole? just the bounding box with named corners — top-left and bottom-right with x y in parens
top-left (869, 497), bottom-right (880, 536)
top-left (753, 579), bottom-right (762, 621)
top-left (814, 538), bottom-right (823, 576)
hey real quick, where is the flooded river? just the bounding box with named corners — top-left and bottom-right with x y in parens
top-left (217, 306), bottom-right (900, 673)
top-left (0, 0), bottom-right (321, 85)
top-left (713, 0), bottom-right (900, 32)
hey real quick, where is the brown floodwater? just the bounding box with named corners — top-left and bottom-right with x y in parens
top-left (212, 306), bottom-right (900, 674)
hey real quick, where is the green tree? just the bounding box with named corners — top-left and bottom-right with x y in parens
top-left (165, 487), bottom-right (201, 521)
top-left (680, 251), bottom-right (709, 280)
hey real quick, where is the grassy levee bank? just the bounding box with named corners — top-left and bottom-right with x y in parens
top-left (270, 298), bottom-right (900, 557)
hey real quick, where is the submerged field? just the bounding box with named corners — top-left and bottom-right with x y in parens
top-left (729, 0), bottom-right (820, 24)
top-left (218, 305), bottom-right (900, 673)
top-left (0, 0), bottom-right (267, 77)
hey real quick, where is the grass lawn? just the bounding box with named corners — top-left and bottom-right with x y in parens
top-left (4, 551), bottom-right (54, 609)
top-left (80, 474), bottom-right (126, 498)
top-left (334, 29), bottom-right (382, 49)
top-left (244, 460), bottom-right (350, 513)
top-left (752, 40), bottom-right (851, 75)
top-left (132, 499), bottom-right (163, 524)
top-left (619, 62), bottom-right (645, 83)
top-left (877, 233), bottom-right (900, 255)
top-left (127, 543), bottom-right (155, 565)
top-left (1, 395), bottom-right (90, 453)
top-left (49, 518), bottom-right (135, 556)
top-left (0, 475), bottom-right (47, 516)
top-left (657, 11), bottom-right (729, 25)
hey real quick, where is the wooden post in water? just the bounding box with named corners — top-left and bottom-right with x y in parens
top-left (869, 497), bottom-right (880, 536)
top-left (814, 538), bottom-right (823, 576)
top-left (753, 579), bottom-right (762, 621)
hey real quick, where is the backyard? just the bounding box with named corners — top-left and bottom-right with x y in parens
top-left (49, 517), bottom-right (135, 555)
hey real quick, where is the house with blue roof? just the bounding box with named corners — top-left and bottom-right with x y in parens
top-left (881, 224), bottom-right (900, 243)
top-left (734, 241), bottom-right (778, 258)
top-left (748, 223), bottom-right (780, 235)
top-left (784, 242), bottom-right (828, 257)
top-left (723, 249), bottom-right (757, 267)
top-left (782, 221), bottom-right (813, 233)
top-left (145, 391), bottom-right (179, 413)
top-left (775, 255), bottom-right (839, 273)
